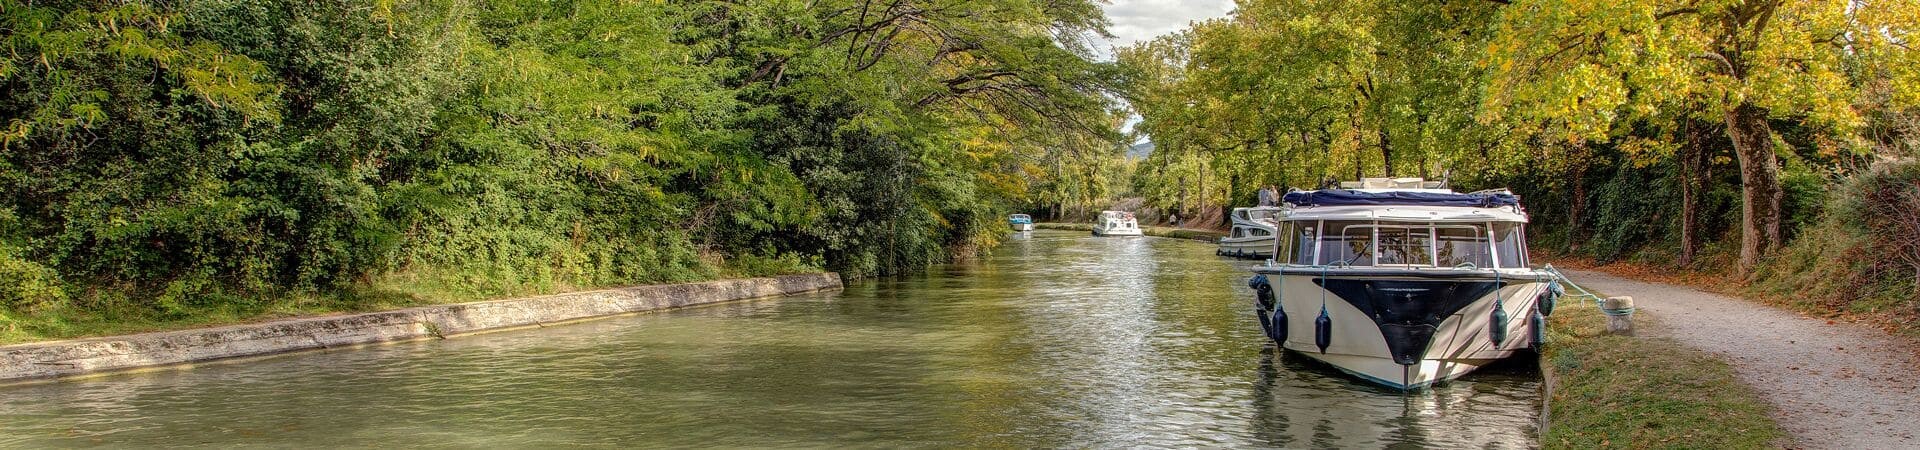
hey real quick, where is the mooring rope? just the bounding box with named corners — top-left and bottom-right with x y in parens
top-left (1537, 264), bottom-right (1633, 316)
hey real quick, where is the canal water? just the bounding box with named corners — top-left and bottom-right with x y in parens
top-left (0, 230), bottom-right (1540, 448)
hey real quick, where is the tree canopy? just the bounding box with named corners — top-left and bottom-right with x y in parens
top-left (0, 0), bottom-right (1125, 328)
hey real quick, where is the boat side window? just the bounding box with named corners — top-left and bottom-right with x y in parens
top-left (1320, 220), bottom-right (1373, 266)
top-left (1493, 222), bottom-right (1527, 268)
top-left (1435, 225), bottom-right (1492, 268)
top-left (1232, 227), bottom-right (1245, 238)
top-left (1273, 222), bottom-right (1292, 261)
top-left (1374, 224), bottom-right (1434, 267)
top-left (1250, 228), bottom-right (1271, 237)
top-left (1290, 222), bottom-right (1316, 265)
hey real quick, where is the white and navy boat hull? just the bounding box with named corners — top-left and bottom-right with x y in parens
top-left (1250, 268), bottom-right (1557, 389)
top-left (1217, 236), bottom-right (1276, 258)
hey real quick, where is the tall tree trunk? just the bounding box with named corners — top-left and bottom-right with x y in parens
top-left (1724, 102), bottom-right (1783, 276)
top-left (1678, 121), bottom-right (1712, 266)
top-left (1567, 148), bottom-right (1588, 254)
top-left (1353, 150), bottom-right (1363, 181)
top-left (1177, 174), bottom-right (1188, 221)
top-left (1379, 128), bottom-right (1394, 177)
top-left (1198, 159), bottom-right (1208, 222)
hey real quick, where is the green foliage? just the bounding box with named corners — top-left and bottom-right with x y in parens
top-left (1122, 0), bottom-right (1920, 301)
top-left (1751, 162), bottom-right (1920, 327)
top-left (1119, 0), bottom-right (1513, 218)
top-left (0, 0), bottom-right (1121, 340)
top-left (0, 243), bottom-right (65, 312)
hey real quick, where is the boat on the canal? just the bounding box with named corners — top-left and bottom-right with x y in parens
top-left (1009, 214), bottom-right (1035, 232)
top-left (1092, 210), bottom-right (1143, 236)
top-left (1218, 207), bottom-right (1281, 258)
top-left (1247, 177), bottom-right (1563, 390)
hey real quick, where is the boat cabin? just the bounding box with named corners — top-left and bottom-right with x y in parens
top-left (1273, 187), bottom-right (1530, 269)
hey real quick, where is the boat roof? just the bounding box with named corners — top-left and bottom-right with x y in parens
top-left (1280, 204), bottom-right (1528, 223)
top-left (1279, 178), bottom-right (1527, 223)
top-left (1281, 189), bottom-right (1519, 208)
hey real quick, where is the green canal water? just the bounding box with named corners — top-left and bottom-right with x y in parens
top-left (0, 230), bottom-right (1540, 448)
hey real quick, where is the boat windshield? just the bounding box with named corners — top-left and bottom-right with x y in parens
top-left (1284, 220), bottom-right (1526, 268)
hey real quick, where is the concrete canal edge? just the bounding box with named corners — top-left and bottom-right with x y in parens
top-left (0, 273), bottom-right (842, 384)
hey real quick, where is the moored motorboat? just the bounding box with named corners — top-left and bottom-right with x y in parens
top-left (1092, 210), bottom-right (1143, 236)
top-left (1009, 214), bottom-right (1035, 232)
top-left (1218, 207), bottom-right (1281, 258)
top-left (1247, 178), bottom-right (1563, 390)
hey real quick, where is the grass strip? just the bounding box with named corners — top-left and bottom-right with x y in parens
top-left (1542, 296), bottom-right (1785, 449)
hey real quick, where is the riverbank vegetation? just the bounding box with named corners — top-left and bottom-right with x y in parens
top-left (1541, 297), bottom-right (1784, 448)
top-left (0, 0), bottom-right (1130, 342)
top-left (1119, 0), bottom-right (1920, 327)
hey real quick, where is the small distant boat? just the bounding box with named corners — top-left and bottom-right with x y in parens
top-left (1247, 177), bottom-right (1563, 390)
top-left (1009, 214), bottom-right (1035, 232)
top-left (1218, 207), bottom-right (1282, 258)
top-left (1092, 210), bottom-right (1143, 236)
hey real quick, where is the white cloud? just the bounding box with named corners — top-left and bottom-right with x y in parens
top-left (1097, 0), bottom-right (1236, 60)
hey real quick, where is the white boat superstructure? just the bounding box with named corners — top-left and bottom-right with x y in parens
top-left (1247, 177), bottom-right (1563, 390)
top-left (1092, 210), bottom-right (1143, 236)
top-left (1009, 214), bottom-right (1035, 232)
top-left (1219, 207), bottom-right (1281, 258)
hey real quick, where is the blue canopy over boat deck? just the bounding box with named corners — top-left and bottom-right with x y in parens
top-left (1282, 189), bottom-right (1520, 208)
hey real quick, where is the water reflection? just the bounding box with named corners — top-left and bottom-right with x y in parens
top-left (0, 230), bottom-right (1538, 448)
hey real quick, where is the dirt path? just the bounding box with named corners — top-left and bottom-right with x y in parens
top-left (1564, 269), bottom-right (1920, 449)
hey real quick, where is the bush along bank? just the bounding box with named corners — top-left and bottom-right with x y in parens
top-left (1539, 294), bottom-right (1785, 449)
top-left (1527, 159), bottom-right (1920, 336)
top-left (0, 2), bottom-right (1123, 343)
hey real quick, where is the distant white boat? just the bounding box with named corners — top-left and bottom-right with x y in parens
top-left (1092, 211), bottom-right (1142, 236)
top-left (1248, 177), bottom-right (1562, 390)
top-left (1009, 214), bottom-right (1035, 232)
top-left (1218, 207), bottom-right (1281, 258)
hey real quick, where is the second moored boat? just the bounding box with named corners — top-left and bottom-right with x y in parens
top-left (1218, 206), bottom-right (1281, 258)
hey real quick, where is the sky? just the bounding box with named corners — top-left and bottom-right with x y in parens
top-left (1097, 0), bottom-right (1237, 60)
top-left (1097, 0), bottom-right (1236, 139)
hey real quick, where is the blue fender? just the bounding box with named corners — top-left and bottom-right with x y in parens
top-left (1490, 300), bottom-right (1510, 347)
top-left (1314, 307), bottom-right (1332, 353)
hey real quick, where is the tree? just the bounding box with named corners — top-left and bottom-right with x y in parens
top-left (1482, 0), bottom-right (1919, 275)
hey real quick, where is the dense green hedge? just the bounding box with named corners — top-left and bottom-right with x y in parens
top-left (0, 0), bottom-right (1120, 334)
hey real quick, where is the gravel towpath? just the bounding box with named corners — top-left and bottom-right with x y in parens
top-left (1564, 269), bottom-right (1920, 449)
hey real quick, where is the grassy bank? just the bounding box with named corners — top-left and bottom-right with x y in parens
top-left (1034, 222), bottom-right (1226, 242)
top-left (1541, 292), bottom-right (1785, 449)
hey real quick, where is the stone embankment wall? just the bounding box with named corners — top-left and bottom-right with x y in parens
top-left (0, 273), bottom-right (841, 384)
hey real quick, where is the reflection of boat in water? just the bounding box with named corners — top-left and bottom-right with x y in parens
top-left (1248, 347), bottom-right (1542, 447)
top-left (1091, 210), bottom-right (1142, 236)
top-left (1218, 207), bottom-right (1281, 258)
top-left (1009, 214), bottom-right (1035, 232)
top-left (1247, 178), bottom-right (1563, 390)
